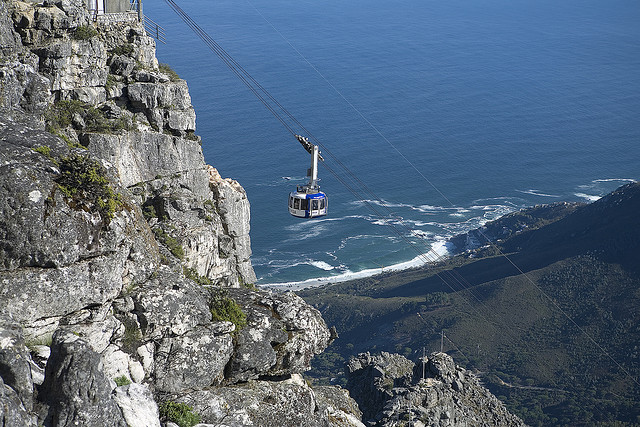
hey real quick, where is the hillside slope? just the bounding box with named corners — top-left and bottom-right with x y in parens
top-left (301, 182), bottom-right (640, 426)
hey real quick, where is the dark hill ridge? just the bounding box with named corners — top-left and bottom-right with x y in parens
top-left (505, 182), bottom-right (640, 270)
top-left (374, 182), bottom-right (639, 299)
top-left (301, 182), bottom-right (640, 425)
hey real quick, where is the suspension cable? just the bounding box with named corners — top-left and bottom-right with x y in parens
top-left (162, 0), bottom-right (639, 390)
top-left (243, 0), bottom-right (640, 389)
top-left (161, 0), bottom-right (533, 345)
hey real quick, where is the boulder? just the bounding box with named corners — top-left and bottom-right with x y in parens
top-left (0, 375), bottom-right (37, 427)
top-left (113, 383), bottom-right (161, 427)
top-left (225, 288), bottom-right (330, 383)
top-left (130, 267), bottom-right (212, 340)
top-left (153, 324), bottom-right (234, 392)
top-left (0, 315), bottom-right (34, 411)
top-left (41, 330), bottom-right (127, 427)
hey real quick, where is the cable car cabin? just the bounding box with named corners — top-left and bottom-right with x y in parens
top-left (288, 186), bottom-right (328, 218)
top-left (288, 135), bottom-right (328, 218)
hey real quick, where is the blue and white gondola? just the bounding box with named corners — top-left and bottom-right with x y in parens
top-left (288, 187), bottom-right (328, 218)
top-left (288, 135), bottom-right (328, 218)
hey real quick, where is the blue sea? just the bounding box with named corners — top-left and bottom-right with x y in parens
top-left (151, 0), bottom-right (640, 288)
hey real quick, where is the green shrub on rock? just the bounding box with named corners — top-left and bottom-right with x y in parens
top-left (55, 154), bottom-right (123, 224)
top-left (44, 100), bottom-right (85, 132)
top-left (114, 375), bottom-right (131, 387)
top-left (73, 25), bottom-right (98, 40)
top-left (183, 266), bottom-right (212, 287)
top-left (111, 43), bottom-right (134, 56)
top-left (45, 100), bottom-right (133, 134)
top-left (153, 228), bottom-right (185, 259)
top-left (159, 401), bottom-right (201, 427)
top-left (158, 63), bottom-right (180, 82)
top-left (209, 289), bottom-right (247, 331)
top-left (33, 145), bottom-right (52, 157)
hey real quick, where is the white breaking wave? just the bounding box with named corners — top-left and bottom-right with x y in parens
top-left (308, 261), bottom-right (335, 271)
top-left (593, 178), bottom-right (636, 183)
top-left (350, 199), bottom-right (470, 215)
top-left (574, 193), bottom-right (601, 202)
top-left (262, 239), bottom-right (453, 291)
top-left (516, 189), bottom-right (560, 198)
top-left (409, 229), bottom-right (434, 239)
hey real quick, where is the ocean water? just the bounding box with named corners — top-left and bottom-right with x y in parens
top-left (151, 0), bottom-right (640, 287)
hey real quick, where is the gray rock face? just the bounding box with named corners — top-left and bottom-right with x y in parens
top-left (0, 315), bottom-right (34, 412)
top-left (3, 0), bottom-right (257, 287)
top-left (135, 270), bottom-right (211, 333)
top-left (113, 383), bottom-right (161, 427)
top-left (0, 47), bottom-right (51, 114)
top-left (124, 274), bottom-right (329, 391)
top-left (41, 330), bottom-right (127, 427)
top-left (172, 374), bottom-right (365, 427)
top-left (346, 352), bottom-right (526, 427)
top-left (0, 2), bottom-right (358, 427)
top-left (314, 385), bottom-right (366, 427)
top-left (209, 167), bottom-right (255, 284)
top-left (0, 0), bottom-right (21, 50)
top-left (127, 80), bottom-right (196, 131)
top-left (0, 0), bottom-right (52, 114)
top-left (154, 323), bottom-right (234, 392)
top-left (81, 130), bottom-right (204, 187)
top-left (0, 119), bottom-right (159, 337)
top-left (0, 123), bottom-right (99, 270)
top-left (345, 351), bottom-right (414, 423)
top-left (225, 288), bottom-right (331, 383)
top-left (0, 375), bottom-right (37, 427)
top-left (126, 267), bottom-right (234, 392)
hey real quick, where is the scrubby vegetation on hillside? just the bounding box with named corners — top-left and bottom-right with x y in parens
top-left (301, 183), bottom-right (640, 426)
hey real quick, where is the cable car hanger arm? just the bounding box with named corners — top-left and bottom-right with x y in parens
top-left (295, 134), bottom-right (324, 161)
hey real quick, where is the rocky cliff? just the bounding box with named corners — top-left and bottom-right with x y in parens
top-left (346, 352), bottom-right (525, 427)
top-left (0, 1), bottom-right (525, 426)
top-left (0, 0), bottom-right (362, 425)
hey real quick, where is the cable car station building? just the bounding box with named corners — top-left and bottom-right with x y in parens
top-left (86, 0), bottom-right (142, 23)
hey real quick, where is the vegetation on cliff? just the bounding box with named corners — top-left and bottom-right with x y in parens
top-left (55, 153), bottom-right (124, 224)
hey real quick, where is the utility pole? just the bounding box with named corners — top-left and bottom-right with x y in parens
top-left (440, 330), bottom-right (444, 353)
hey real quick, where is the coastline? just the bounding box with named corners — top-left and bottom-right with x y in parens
top-left (260, 197), bottom-right (596, 291)
top-left (261, 240), bottom-right (453, 291)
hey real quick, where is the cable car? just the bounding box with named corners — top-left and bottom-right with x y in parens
top-left (288, 135), bottom-right (328, 218)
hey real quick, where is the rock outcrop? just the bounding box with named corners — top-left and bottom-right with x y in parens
top-left (173, 374), bottom-right (365, 427)
top-left (346, 351), bottom-right (526, 426)
top-left (0, 1), bottom-right (362, 426)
